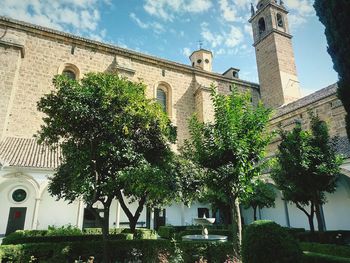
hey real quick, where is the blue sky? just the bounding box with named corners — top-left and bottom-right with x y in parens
top-left (1, 0), bottom-right (338, 95)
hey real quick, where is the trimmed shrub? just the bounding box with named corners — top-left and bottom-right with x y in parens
top-left (121, 228), bottom-right (157, 240)
top-left (242, 220), bottom-right (303, 263)
top-left (2, 233), bottom-right (133, 245)
top-left (46, 225), bottom-right (82, 236)
top-left (0, 239), bottom-right (235, 262)
top-left (83, 228), bottom-right (125, 235)
top-left (158, 226), bottom-right (176, 239)
top-left (297, 231), bottom-right (350, 245)
top-left (301, 242), bottom-right (350, 258)
top-left (303, 252), bottom-right (350, 263)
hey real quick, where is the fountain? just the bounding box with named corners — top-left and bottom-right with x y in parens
top-left (182, 215), bottom-right (228, 242)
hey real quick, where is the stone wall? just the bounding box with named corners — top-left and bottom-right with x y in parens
top-left (0, 17), bottom-right (259, 149)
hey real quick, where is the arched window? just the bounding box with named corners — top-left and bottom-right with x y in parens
top-left (276, 13), bottom-right (284, 28)
top-left (157, 88), bottom-right (167, 112)
top-left (58, 63), bottom-right (80, 80)
top-left (62, 69), bottom-right (76, 80)
top-left (258, 17), bottom-right (266, 34)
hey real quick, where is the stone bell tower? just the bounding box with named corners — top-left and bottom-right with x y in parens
top-left (249, 0), bottom-right (301, 108)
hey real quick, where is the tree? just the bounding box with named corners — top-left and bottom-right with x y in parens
top-left (271, 115), bottom-right (342, 232)
top-left (241, 180), bottom-right (276, 221)
top-left (182, 86), bottom-right (272, 250)
top-left (37, 73), bottom-right (177, 260)
top-left (314, 0), bottom-right (350, 141)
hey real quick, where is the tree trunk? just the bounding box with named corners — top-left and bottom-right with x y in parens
top-left (229, 194), bottom-right (241, 254)
top-left (253, 206), bottom-right (257, 221)
top-left (102, 207), bottom-right (110, 263)
top-left (315, 204), bottom-right (325, 232)
top-left (116, 190), bottom-right (147, 233)
top-left (295, 202), bottom-right (315, 233)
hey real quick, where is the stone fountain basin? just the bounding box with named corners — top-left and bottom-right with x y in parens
top-left (193, 217), bottom-right (216, 225)
top-left (182, 234), bottom-right (228, 242)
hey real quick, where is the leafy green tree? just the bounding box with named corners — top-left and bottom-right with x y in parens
top-left (241, 180), bottom-right (276, 221)
top-left (182, 86), bottom-right (272, 249)
top-left (272, 115), bottom-right (342, 232)
top-left (37, 73), bottom-right (177, 246)
top-left (314, 0), bottom-right (350, 141)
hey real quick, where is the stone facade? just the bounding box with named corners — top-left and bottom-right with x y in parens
top-left (0, 16), bottom-right (259, 149)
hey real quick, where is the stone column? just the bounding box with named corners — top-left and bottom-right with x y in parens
top-left (116, 200), bottom-right (121, 228)
top-left (283, 200), bottom-right (291, 227)
top-left (31, 198), bottom-right (41, 229)
top-left (76, 198), bottom-right (84, 229)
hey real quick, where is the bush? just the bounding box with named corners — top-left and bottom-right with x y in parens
top-left (158, 226), bottom-right (176, 239)
top-left (46, 225), bottom-right (82, 236)
top-left (303, 252), bottom-right (350, 263)
top-left (2, 233), bottom-right (133, 245)
top-left (241, 220), bottom-right (303, 263)
top-left (297, 231), bottom-right (350, 245)
top-left (121, 228), bottom-right (157, 240)
top-left (301, 242), bottom-right (350, 258)
top-left (83, 228), bottom-right (125, 235)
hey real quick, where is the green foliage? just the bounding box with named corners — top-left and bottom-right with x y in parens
top-left (272, 115), bottom-right (342, 231)
top-left (37, 72), bottom-right (179, 236)
top-left (303, 252), bottom-right (350, 263)
top-left (83, 228), bottom-right (125, 235)
top-left (3, 233), bottom-right (133, 245)
top-left (121, 228), bottom-right (157, 240)
top-left (0, 239), bottom-right (235, 263)
top-left (241, 180), bottom-right (276, 220)
top-left (241, 220), bottom-right (303, 263)
top-left (46, 224), bottom-right (82, 236)
top-left (300, 242), bottom-right (350, 259)
top-left (314, 0), bottom-right (350, 141)
top-left (183, 85), bottom-right (272, 245)
top-left (296, 231), bottom-right (350, 245)
top-left (158, 226), bottom-right (176, 239)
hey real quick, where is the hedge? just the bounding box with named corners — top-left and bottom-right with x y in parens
top-left (83, 228), bottom-right (125, 235)
top-left (0, 240), bottom-right (235, 263)
top-left (301, 242), bottom-right (350, 259)
top-left (158, 226), bottom-right (176, 239)
top-left (2, 233), bottom-right (133, 245)
top-left (241, 220), bottom-right (302, 263)
top-left (297, 231), bottom-right (350, 245)
top-left (121, 228), bottom-right (157, 240)
top-left (303, 252), bottom-right (350, 263)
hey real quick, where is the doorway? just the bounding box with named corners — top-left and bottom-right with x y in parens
top-left (6, 207), bottom-right (27, 235)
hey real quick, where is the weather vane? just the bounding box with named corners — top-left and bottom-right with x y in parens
top-left (198, 40), bottom-right (203, 49)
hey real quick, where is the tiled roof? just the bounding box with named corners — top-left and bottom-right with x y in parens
top-left (0, 137), bottom-right (61, 169)
top-left (273, 83), bottom-right (338, 119)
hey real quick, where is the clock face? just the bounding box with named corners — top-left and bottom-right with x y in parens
top-left (12, 189), bottom-right (27, 202)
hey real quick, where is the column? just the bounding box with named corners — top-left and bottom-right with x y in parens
top-left (76, 198), bottom-right (84, 229)
top-left (31, 198), bottom-right (41, 230)
top-left (283, 200), bottom-right (291, 228)
top-left (116, 200), bottom-right (121, 228)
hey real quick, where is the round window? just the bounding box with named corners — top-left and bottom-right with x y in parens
top-left (12, 189), bottom-right (27, 202)
top-left (205, 59), bottom-right (209, 64)
top-left (197, 59), bottom-right (202, 64)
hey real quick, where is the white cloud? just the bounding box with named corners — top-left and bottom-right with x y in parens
top-left (143, 0), bottom-right (212, 21)
top-left (219, 0), bottom-right (238, 22)
top-left (182, 47), bottom-right (191, 57)
top-left (130, 13), bottom-right (165, 34)
top-left (0, 0), bottom-right (108, 40)
top-left (284, 0), bottom-right (314, 29)
top-left (201, 23), bottom-right (243, 49)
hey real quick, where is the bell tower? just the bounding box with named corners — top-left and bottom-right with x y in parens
top-left (249, 0), bottom-right (301, 108)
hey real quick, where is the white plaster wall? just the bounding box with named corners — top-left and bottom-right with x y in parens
top-left (0, 174), bottom-right (37, 234)
top-left (37, 189), bottom-right (79, 230)
top-left (260, 188), bottom-right (288, 226)
top-left (323, 176), bottom-right (350, 230)
top-left (165, 203), bottom-right (183, 226)
top-left (183, 201), bottom-right (211, 226)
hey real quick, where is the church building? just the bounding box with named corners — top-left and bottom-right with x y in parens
top-left (0, 0), bottom-right (349, 236)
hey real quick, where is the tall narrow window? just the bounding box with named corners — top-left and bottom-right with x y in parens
top-left (258, 17), bottom-right (266, 34)
top-left (277, 13), bottom-right (284, 28)
top-left (157, 88), bottom-right (167, 112)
